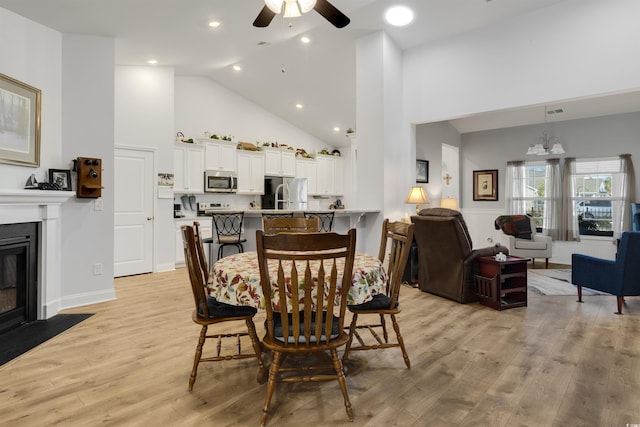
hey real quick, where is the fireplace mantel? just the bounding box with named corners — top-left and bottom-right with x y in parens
top-left (0, 189), bottom-right (74, 204)
top-left (0, 189), bottom-right (74, 319)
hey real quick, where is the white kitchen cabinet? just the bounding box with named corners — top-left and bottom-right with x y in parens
top-left (264, 148), bottom-right (296, 177)
top-left (296, 158), bottom-right (318, 195)
top-left (237, 151), bottom-right (265, 195)
top-left (314, 154), bottom-right (344, 196)
top-left (334, 156), bottom-right (344, 196)
top-left (315, 154), bottom-right (336, 196)
top-left (203, 139), bottom-right (237, 172)
top-left (174, 219), bottom-right (212, 267)
top-left (173, 143), bottom-right (205, 193)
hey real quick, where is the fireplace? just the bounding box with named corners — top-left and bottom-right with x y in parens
top-left (0, 189), bottom-right (73, 323)
top-left (0, 222), bottom-right (39, 333)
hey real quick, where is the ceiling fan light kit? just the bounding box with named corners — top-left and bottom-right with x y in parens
top-left (254, 0), bottom-right (349, 28)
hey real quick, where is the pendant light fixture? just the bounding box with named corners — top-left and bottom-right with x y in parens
top-left (527, 105), bottom-right (565, 155)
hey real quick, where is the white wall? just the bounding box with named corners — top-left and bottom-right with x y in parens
top-left (0, 8), bottom-right (62, 186)
top-left (403, 0), bottom-right (640, 126)
top-left (175, 76), bottom-right (330, 153)
top-left (355, 31), bottom-right (408, 254)
top-left (60, 34), bottom-right (116, 307)
top-left (0, 9), bottom-right (117, 312)
top-left (415, 122), bottom-right (461, 207)
top-left (115, 66), bottom-right (175, 271)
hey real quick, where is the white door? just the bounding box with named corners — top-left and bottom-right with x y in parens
top-left (114, 147), bottom-right (154, 277)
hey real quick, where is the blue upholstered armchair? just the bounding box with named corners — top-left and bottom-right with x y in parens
top-left (572, 231), bottom-right (640, 314)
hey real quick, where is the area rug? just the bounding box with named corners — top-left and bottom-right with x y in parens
top-left (528, 269), bottom-right (607, 296)
top-left (0, 313), bottom-right (93, 366)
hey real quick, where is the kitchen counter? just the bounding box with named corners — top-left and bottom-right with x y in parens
top-left (176, 208), bottom-right (379, 220)
top-left (174, 208), bottom-right (380, 263)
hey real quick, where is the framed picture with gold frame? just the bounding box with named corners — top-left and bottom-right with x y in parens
top-left (0, 73), bottom-right (41, 167)
top-left (473, 169), bottom-right (498, 201)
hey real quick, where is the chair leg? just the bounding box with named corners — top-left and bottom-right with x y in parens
top-left (342, 313), bottom-right (358, 363)
top-left (217, 245), bottom-right (224, 260)
top-left (380, 313), bottom-right (388, 343)
top-left (189, 325), bottom-right (208, 391)
top-left (330, 348), bottom-right (354, 422)
top-left (245, 318), bottom-right (267, 384)
top-left (391, 314), bottom-right (410, 369)
top-left (545, 258), bottom-right (549, 269)
top-left (261, 351), bottom-right (283, 427)
top-left (577, 286), bottom-right (583, 303)
top-left (615, 296), bottom-right (624, 315)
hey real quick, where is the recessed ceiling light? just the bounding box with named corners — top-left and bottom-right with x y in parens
top-left (300, 36), bottom-right (311, 44)
top-left (233, 65), bottom-right (242, 71)
top-left (385, 6), bottom-right (414, 26)
top-left (147, 60), bottom-right (158, 65)
top-left (208, 20), bottom-right (221, 28)
top-left (295, 103), bottom-right (303, 109)
top-left (333, 127), bottom-right (340, 132)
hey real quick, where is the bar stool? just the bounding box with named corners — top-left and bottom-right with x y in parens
top-left (209, 212), bottom-right (247, 261)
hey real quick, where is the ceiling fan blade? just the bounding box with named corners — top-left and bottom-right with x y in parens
top-left (253, 5), bottom-right (276, 27)
top-left (314, 0), bottom-right (350, 28)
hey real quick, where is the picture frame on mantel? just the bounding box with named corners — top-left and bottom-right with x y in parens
top-left (49, 169), bottom-right (72, 191)
top-left (473, 169), bottom-right (498, 201)
top-left (416, 159), bottom-right (429, 183)
top-left (0, 73), bottom-right (41, 167)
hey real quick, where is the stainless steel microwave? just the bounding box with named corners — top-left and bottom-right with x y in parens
top-left (204, 171), bottom-right (237, 193)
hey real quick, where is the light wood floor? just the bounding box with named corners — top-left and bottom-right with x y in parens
top-left (1, 268), bottom-right (639, 427)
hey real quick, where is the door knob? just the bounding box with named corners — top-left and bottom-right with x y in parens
top-left (147, 216), bottom-right (153, 221)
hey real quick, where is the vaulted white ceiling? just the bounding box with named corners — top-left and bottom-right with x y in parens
top-left (2, 0), bottom-right (637, 148)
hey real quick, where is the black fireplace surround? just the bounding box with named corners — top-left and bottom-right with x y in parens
top-left (0, 222), bottom-right (39, 334)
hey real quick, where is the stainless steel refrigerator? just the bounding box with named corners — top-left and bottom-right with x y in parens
top-left (286, 178), bottom-right (308, 210)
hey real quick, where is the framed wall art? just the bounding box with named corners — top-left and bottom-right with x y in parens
top-left (416, 159), bottom-right (429, 183)
top-left (0, 73), bottom-right (41, 167)
top-left (49, 169), bottom-right (72, 191)
top-left (473, 169), bottom-right (498, 201)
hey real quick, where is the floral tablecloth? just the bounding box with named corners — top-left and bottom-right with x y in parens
top-left (210, 251), bottom-right (388, 310)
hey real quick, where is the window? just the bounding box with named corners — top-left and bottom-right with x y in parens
top-left (505, 160), bottom-right (560, 236)
top-left (567, 156), bottom-right (630, 238)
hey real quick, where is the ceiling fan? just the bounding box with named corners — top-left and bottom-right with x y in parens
top-left (253, 0), bottom-right (350, 28)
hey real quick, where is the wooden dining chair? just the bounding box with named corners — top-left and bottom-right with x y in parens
top-left (342, 219), bottom-right (414, 368)
top-left (192, 221), bottom-right (210, 285)
top-left (261, 212), bottom-right (294, 219)
top-left (303, 211), bottom-right (335, 232)
top-left (256, 228), bottom-right (357, 426)
top-left (181, 225), bottom-right (265, 390)
top-left (262, 216), bottom-right (319, 235)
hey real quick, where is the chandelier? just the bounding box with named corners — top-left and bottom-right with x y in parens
top-left (265, 0), bottom-right (316, 18)
top-left (527, 105), bottom-right (565, 155)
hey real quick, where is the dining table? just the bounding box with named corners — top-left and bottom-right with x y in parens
top-left (209, 251), bottom-right (388, 310)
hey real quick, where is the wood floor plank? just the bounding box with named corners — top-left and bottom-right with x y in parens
top-left (1, 268), bottom-right (639, 426)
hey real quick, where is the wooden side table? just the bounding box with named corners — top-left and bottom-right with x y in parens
top-left (474, 255), bottom-right (529, 310)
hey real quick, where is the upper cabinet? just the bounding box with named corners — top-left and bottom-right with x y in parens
top-left (296, 158), bottom-right (318, 195)
top-left (264, 148), bottom-right (296, 177)
top-left (236, 151), bottom-right (265, 195)
top-left (203, 139), bottom-right (237, 172)
top-left (173, 143), bottom-right (205, 193)
top-left (315, 154), bottom-right (344, 196)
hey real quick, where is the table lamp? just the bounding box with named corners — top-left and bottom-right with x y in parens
top-left (440, 197), bottom-right (458, 210)
top-left (405, 186), bottom-right (428, 214)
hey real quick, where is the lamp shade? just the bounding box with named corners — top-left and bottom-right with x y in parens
top-left (405, 186), bottom-right (428, 204)
top-left (440, 197), bottom-right (458, 210)
top-left (265, 0), bottom-right (283, 13)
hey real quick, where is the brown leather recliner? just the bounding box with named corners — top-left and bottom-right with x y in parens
top-left (411, 208), bottom-right (508, 303)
